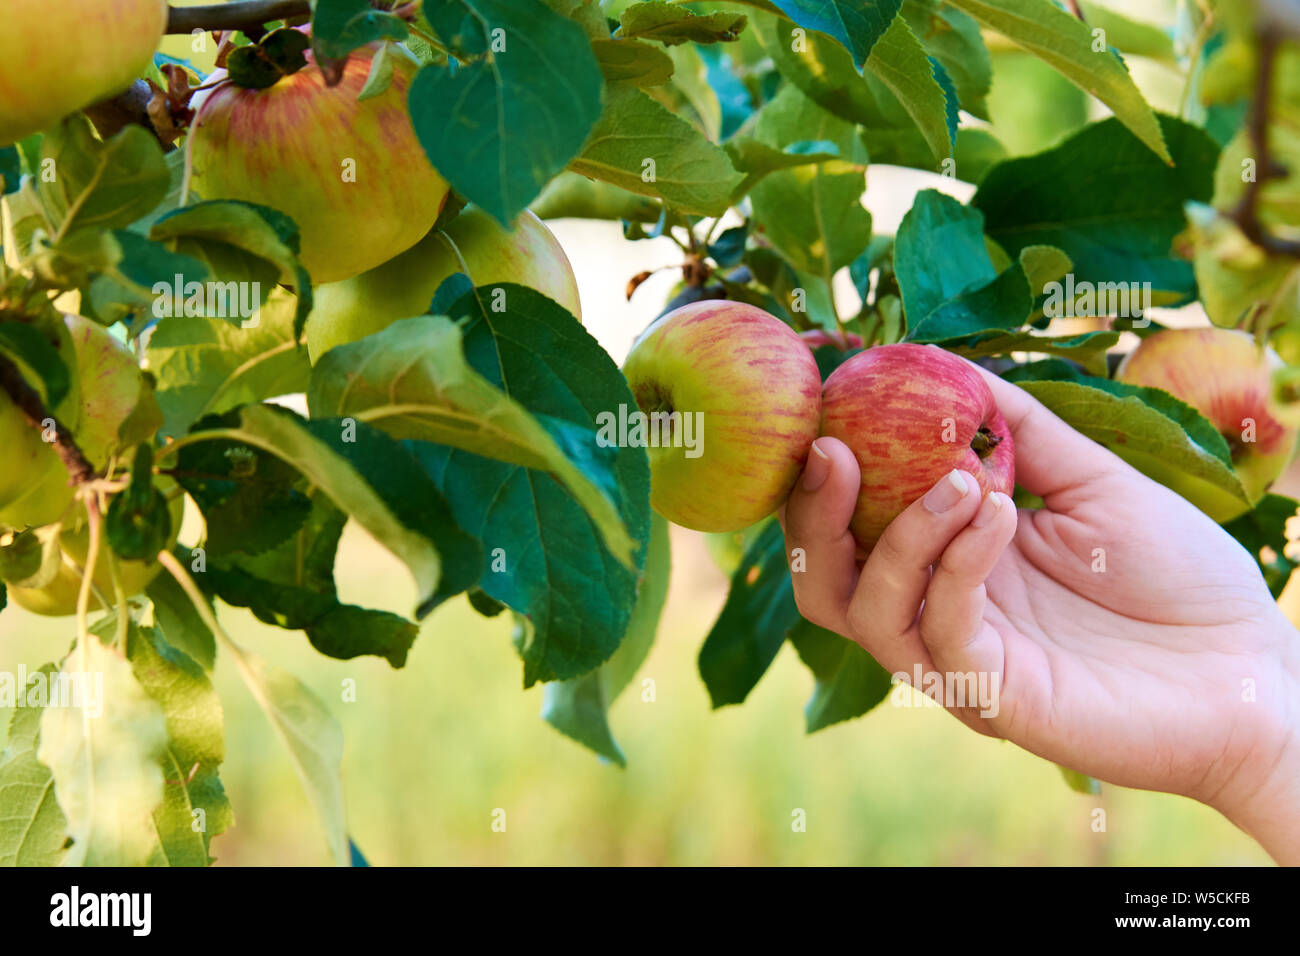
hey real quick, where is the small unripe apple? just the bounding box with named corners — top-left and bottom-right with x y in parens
top-left (0, 0), bottom-right (167, 146)
top-left (622, 301), bottom-right (822, 532)
top-left (305, 207), bottom-right (581, 362)
top-left (820, 344), bottom-right (1015, 549)
top-left (189, 38), bottom-right (450, 284)
top-left (7, 487), bottom-right (182, 616)
top-left (1115, 327), bottom-right (1298, 508)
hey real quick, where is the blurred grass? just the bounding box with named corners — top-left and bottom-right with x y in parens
top-left (0, 522), bottom-right (1271, 866)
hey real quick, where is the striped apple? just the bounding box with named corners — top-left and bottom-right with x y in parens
top-left (188, 36), bottom-right (449, 284)
top-left (1116, 327), bottom-right (1298, 508)
top-left (622, 301), bottom-right (822, 532)
top-left (0, 0), bottom-right (167, 146)
top-left (820, 344), bottom-right (1015, 549)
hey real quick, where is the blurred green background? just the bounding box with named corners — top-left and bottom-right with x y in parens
top-left (0, 520), bottom-right (1271, 866)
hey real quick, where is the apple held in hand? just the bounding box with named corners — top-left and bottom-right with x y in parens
top-left (820, 344), bottom-right (1015, 549)
top-left (189, 37), bottom-right (449, 284)
top-left (0, 0), bottom-right (167, 146)
top-left (622, 301), bottom-right (822, 532)
top-left (305, 208), bottom-right (581, 362)
top-left (1115, 327), bottom-right (1298, 505)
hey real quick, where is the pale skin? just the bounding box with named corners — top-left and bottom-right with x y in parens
top-left (783, 363), bottom-right (1300, 864)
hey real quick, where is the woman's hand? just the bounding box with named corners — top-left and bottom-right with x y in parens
top-left (783, 364), bottom-right (1300, 863)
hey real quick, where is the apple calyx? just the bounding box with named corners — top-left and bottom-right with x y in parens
top-left (970, 426), bottom-right (1004, 459)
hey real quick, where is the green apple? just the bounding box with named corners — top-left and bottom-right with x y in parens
top-left (820, 344), bottom-right (1016, 549)
top-left (7, 485), bottom-right (182, 616)
top-left (0, 0), bottom-right (167, 146)
top-left (305, 207), bottom-right (582, 363)
top-left (1116, 326), bottom-right (1298, 510)
top-left (622, 301), bottom-right (822, 532)
top-left (189, 35), bottom-right (449, 284)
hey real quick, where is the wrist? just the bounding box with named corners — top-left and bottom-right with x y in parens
top-left (1210, 610), bottom-right (1300, 865)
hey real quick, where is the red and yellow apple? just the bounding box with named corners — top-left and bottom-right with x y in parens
top-left (305, 207), bottom-right (581, 362)
top-left (622, 301), bottom-right (822, 532)
top-left (799, 329), bottom-right (864, 351)
top-left (188, 37), bottom-right (449, 284)
top-left (820, 343), bottom-right (1015, 549)
top-left (1115, 327), bottom-right (1297, 508)
top-left (0, 0), bottom-right (167, 146)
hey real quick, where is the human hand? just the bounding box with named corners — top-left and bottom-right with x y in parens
top-left (783, 363), bottom-right (1300, 863)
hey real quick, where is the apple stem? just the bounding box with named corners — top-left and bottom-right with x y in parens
top-left (0, 352), bottom-right (96, 487)
top-left (970, 426), bottom-right (1004, 459)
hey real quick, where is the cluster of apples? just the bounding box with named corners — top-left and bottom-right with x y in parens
top-left (623, 303), bottom-right (1297, 545)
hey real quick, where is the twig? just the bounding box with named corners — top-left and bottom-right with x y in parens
top-left (0, 353), bottom-right (95, 486)
top-left (166, 0), bottom-right (312, 35)
top-left (1230, 28), bottom-right (1300, 258)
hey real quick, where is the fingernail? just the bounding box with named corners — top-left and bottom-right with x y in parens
top-left (972, 491), bottom-right (1007, 528)
top-left (923, 469), bottom-right (970, 513)
top-left (802, 439), bottom-right (831, 491)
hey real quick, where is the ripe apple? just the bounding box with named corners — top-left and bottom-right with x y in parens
top-left (188, 37), bottom-right (449, 284)
top-left (305, 207), bottom-right (582, 362)
top-left (0, 0), bottom-right (167, 146)
top-left (1115, 327), bottom-right (1298, 511)
top-left (820, 343), bottom-right (1015, 549)
top-left (799, 329), bottom-right (864, 351)
top-left (621, 301), bottom-right (822, 532)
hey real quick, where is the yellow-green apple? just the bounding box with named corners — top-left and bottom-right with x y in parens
top-left (305, 207), bottom-right (581, 362)
top-left (7, 485), bottom-right (182, 616)
top-left (0, 314), bottom-right (155, 530)
top-left (1116, 326), bottom-right (1297, 510)
top-left (820, 343), bottom-right (1015, 549)
top-left (621, 301), bottom-right (822, 532)
top-left (0, 318), bottom-right (83, 529)
top-left (0, 0), bottom-right (167, 146)
top-left (188, 36), bottom-right (449, 284)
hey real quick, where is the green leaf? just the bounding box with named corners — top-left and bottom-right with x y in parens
top-left (865, 14), bottom-right (954, 162)
top-left (147, 566), bottom-right (217, 670)
top-left (973, 115), bottom-right (1218, 302)
top-left (147, 287), bottom-right (311, 440)
top-left (1078, 1), bottom-right (1175, 63)
top-left (222, 640), bottom-right (349, 865)
top-left (1222, 495), bottom-right (1300, 599)
top-left (401, 286), bottom-right (652, 686)
top-left (412, 0), bottom-right (603, 225)
top-left (1059, 765), bottom-right (1101, 795)
top-left (1007, 376), bottom-right (1252, 522)
top-left (197, 492), bottom-right (431, 666)
top-left (37, 635), bottom-right (169, 866)
top-left (905, 1), bottom-right (992, 118)
top-left (747, 85), bottom-right (871, 277)
top-left (894, 189), bottom-right (997, 320)
top-left (307, 311), bottom-right (637, 569)
top-left (312, 0), bottom-right (409, 60)
top-left (947, 0), bottom-right (1170, 162)
top-left (568, 83), bottom-right (742, 217)
top-left (0, 664), bottom-right (69, 866)
top-left (37, 115), bottom-right (169, 238)
top-left (618, 1), bottom-right (747, 45)
top-left (943, 329), bottom-right (1119, 377)
top-left (0, 321), bottom-right (72, 410)
top-left (542, 513), bottom-right (671, 764)
top-left (591, 38), bottom-right (676, 85)
top-left (699, 521), bottom-right (800, 708)
top-left (123, 623), bottom-right (234, 866)
top-left (767, 0), bottom-right (903, 67)
top-left (171, 404), bottom-right (448, 617)
top-left (789, 618), bottom-right (893, 732)
top-left (530, 171), bottom-right (663, 221)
